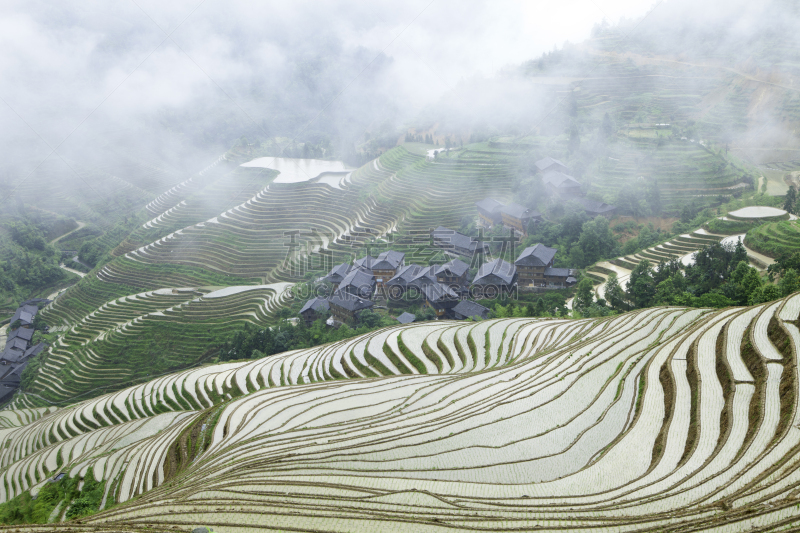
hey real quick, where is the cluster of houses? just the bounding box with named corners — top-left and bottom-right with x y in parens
top-left (0, 299), bottom-right (49, 405)
top-left (476, 157), bottom-right (616, 237)
top-left (301, 229), bottom-right (578, 325)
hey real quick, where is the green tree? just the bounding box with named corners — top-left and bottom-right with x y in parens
top-left (574, 278), bottom-right (595, 311)
top-left (577, 217), bottom-right (617, 266)
top-left (784, 185), bottom-right (797, 214)
top-left (603, 272), bottom-right (626, 311)
top-left (779, 268), bottom-right (799, 297)
top-left (627, 259), bottom-right (656, 308)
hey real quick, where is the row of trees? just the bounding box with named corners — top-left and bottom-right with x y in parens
top-left (577, 242), bottom-right (797, 314)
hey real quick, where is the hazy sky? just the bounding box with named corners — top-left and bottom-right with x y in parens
top-left (0, 0), bottom-right (658, 162)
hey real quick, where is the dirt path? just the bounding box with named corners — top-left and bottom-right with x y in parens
top-left (50, 221), bottom-right (86, 245)
top-left (60, 265), bottom-right (86, 278)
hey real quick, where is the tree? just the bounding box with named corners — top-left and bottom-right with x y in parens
top-left (577, 217), bottom-right (617, 267)
top-left (627, 259), bottom-right (656, 308)
top-left (574, 278), bottom-right (595, 311)
top-left (779, 268), bottom-right (799, 297)
top-left (784, 185), bottom-right (797, 215)
top-left (604, 272), bottom-right (627, 310)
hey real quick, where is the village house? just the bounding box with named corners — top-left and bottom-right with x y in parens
top-left (500, 203), bottom-right (542, 235)
top-left (10, 304), bottom-right (38, 328)
top-left (573, 197), bottom-right (617, 218)
top-left (431, 226), bottom-right (489, 259)
top-left (420, 283), bottom-right (459, 318)
top-left (435, 258), bottom-right (470, 293)
top-left (471, 259), bottom-right (517, 297)
top-left (535, 156), bottom-right (569, 175)
top-left (396, 312), bottom-right (416, 324)
top-left (542, 170), bottom-right (582, 197)
top-left (336, 268), bottom-right (376, 299)
top-left (475, 198), bottom-right (505, 228)
top-left (324, 263), bottom-right (353, 289)
top-left (452, 300), bottom-right (490, 321)
top-left (299, 297), bottom-right (329, 326)
top-left (385, 264), bottom-right (425, 298)
top-left (328, 293), bottom-right (375, 325)
top-left (370, 251), bottom-right (405, 288)
top-left (543, 267), bottom-right (578, 289)
top-left (515, 244), bottom-right (557, 286)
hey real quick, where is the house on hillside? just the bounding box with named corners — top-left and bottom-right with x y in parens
top-left (328, 293), bottom-right (375, 325)
top-left (371, 251), bottom-right (405, 288)
top-left (435, 258), bottom-right (470, 292)
top-left (324, 263), bottom-right (353, 289)
top-left (396, 312), bottom-right (416, 324)
top-left (420, 283), bottom-right (459, 318)
top-left (515, 244), bottom-right (557, 287)
top-left (10, 305), bottom-right (37, 328)
top-left (299, 297), bottom-right (329, 325)
top-left (542, 171), bottom-right (582, 197)
top-left (7, 327), bottom-right (33, 343)
top-left (431, 226), bottom-right (489, 260)
top-left (354, 255), bottom-right (376, 272)
top-left (475, 198), bottom-right (505, 228)
top-left (337, 268), bottom-right (376, 299)
top-left (573, 197), bottom-right (616, 218)
top-left (535, 156), bottom-right (569, 175)
top-left (471, 259), bottom-right (517, 298)
top-left (385, 264), bottom-right (425, 298)
top-left (543, 267), bottom-right (578, 289)
top-left (500, 203), bottom-right (542, 235)
top-left (452, 300), bottom-right (490, 321)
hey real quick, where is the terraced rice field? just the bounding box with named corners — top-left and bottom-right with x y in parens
top-left (745, 219), bottom-right (800, 258)
top-left (23, 146), bottom-right (516, 405)
top-left (2, 295), bottom-right (800, 531)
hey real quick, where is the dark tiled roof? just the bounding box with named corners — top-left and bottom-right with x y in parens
top-left (354, 255), bottom-right (377, 270)
top-left (325, 263), bottom-right (352, 283)
top-left (535, 156), bottom-right (567, 172)
top-left (409, 266), bottom-right (438, 288)
top-left (422, 282), bottom-right (458, 302)
top-left (544, 267), bottom-right (571, 277)
top-left (435, 258), bottom-right (469, 278)
top-left (8, 328), bottom-right (33, 342)
top-left (475, 198), bottom-right (504, 214)
top-left (543, 170), bottom-right (581, 189)
top-left (372, 250), bottom-right (405, 271)
top-left (5, 338), bottom-right (28, 353)
top-left (396, 312), bottom-right (416, 324)
top-left (338, 268), bottom-right (375, 297)
top-left (432, 226), bottom-right (486, 253)
top-left (473, 259), bottom-right (517, 285)
top-left (23, 343), bottom-right (46, 358)
top-left (573, 197), bottom-right (616, 215)
top-left (0, 347), bottom-right (25, 364)
top-left (299, 297), bottom-right (329, 315)
top-left (329, 293), bottom-right (375, 312)
top-left (500, 203), bottom-right (538, 220)
top-left (11, 305), bottom-right (38, 326)
top-left (387, 264), bottom-right (425, 287)
top-left (20, 298), bottom-right (50, 306)
top-left (515, 244), bottom-right (557, 267)
top-left (453, 300), bottom-right (490, 320)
